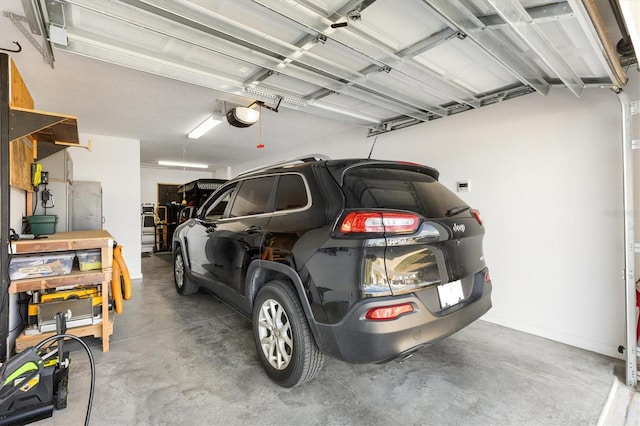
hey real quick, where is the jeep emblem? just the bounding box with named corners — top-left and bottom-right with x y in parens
top-left (453, 223), bottom-right (465, 233)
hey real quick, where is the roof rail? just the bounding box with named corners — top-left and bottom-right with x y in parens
top-left (236, 154), bottom-right (331, 177)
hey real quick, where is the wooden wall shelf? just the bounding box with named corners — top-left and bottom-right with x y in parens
top-left (7, 57), bottom-right (81, 192)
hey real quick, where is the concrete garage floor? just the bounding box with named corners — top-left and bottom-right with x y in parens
top-left (36, 253), bottom-right (637, 426)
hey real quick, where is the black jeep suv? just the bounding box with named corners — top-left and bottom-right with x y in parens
top-left (172, 156), bottom-right (492, 387)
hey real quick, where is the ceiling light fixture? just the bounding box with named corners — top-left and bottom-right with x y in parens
top-left (187, 115), bottom-right (223, 139)
top-left (158, 160), bottom-right (208, 169)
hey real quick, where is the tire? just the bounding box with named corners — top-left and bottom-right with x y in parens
top-left (174, 246), bottom-right (198, 295)
top-left (54, 378), bottom-right (68, 410)
top-left (252, 280), bottom-right (324, 387)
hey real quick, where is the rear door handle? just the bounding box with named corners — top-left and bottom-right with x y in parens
top-left (245, 226), bottom-right (262, 234)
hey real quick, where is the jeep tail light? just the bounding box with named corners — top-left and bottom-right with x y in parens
top-left (471, 209), bottom-right (483, 226)
top-left (340, 212), bottom-right (419, 234)
top-left (366, 303), bottom-right (414, 320)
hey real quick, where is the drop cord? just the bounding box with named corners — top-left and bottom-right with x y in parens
top-left (36, 334), bottom-right (95, 426)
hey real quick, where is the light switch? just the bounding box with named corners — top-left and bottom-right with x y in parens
top-left (457, 180), bottom-right (470, 192)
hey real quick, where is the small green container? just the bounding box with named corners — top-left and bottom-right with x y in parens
top-left (27, 215), bottom-right (57, 235)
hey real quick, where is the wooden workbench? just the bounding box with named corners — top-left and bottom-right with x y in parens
top-left (9, 230), bottom-right (114, 353)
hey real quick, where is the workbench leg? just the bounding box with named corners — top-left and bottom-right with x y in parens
top-left (102, 279), bottom-right (109, 352)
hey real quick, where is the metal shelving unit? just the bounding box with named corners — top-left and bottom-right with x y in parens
top-left (141, 203), bottom-right (155, 254)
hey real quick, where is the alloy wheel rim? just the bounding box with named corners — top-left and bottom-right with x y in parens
top-left (258, 298), bottom-right (293, 370)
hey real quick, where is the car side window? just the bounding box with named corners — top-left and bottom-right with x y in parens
top-left (275, 174), bottom-right (308, 211)
top-left (204, 186), bottom-right (236, 221)
top-left (229, 176), bottom-right (276, 217)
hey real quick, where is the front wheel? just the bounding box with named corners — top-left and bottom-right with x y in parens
top-left (252, 280), bottom-right (324, 387)
top-left (174, 246), bottom-right (198, 295)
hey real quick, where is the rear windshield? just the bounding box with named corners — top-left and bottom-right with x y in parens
top-left (342, 167), bottom-right (467, 218)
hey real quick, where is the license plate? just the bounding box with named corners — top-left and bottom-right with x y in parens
top-left (437, 280), bottom-right (464, 308)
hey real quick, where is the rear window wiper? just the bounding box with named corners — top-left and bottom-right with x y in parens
top-left (445, 205), bottom-right (470, 217)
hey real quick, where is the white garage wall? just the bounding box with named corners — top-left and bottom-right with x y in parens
top-left (233, 72), bottom-right (639, 359)
top-left (392, 88), bottom-right (626, 359)
top-left (70, 133), bottom-right (142, 279)
top-left (9, 187), bottom-right (25, 232)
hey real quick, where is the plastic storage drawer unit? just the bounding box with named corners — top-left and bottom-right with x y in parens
top-left (76, 249), bottom-right (102, 271)
top-left (9, 252), bottom-right (74, 280)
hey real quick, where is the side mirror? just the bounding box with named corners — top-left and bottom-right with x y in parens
top-left (179, 206), bottom-right (197, 223)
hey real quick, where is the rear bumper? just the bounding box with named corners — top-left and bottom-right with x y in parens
top-left (314, 276), bottom-right (492, 364)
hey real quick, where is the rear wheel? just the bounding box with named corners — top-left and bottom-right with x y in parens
top-left (54, 378), bottom-right (68, 410)
top-left (252, 280), bottom-right (324, 387)
top-left (174, 246), bottom-right (198, 295)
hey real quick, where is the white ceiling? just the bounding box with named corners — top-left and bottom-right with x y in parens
top-left (0, 0), bottom-right (636, 171)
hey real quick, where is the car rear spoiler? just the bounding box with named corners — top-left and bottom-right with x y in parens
top-left (327, 159), bottom-right (440, 186)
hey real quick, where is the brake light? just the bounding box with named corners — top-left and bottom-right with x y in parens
top-left (471, 209), bottom-right (483, 226)
top-left (340, 212), bottom-right (419, 234)
top-left (365, 303), bottom-right (414, 320)
top-left (397, 161), bottom-right (422, 167)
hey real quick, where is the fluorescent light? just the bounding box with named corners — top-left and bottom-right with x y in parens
top-left (187, 115), bottom-right (223, 139)
top-left (158, 160), bottom-right (208, 169)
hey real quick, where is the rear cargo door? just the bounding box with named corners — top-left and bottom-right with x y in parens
top-left (341, 165), bottom-right (479, 295)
